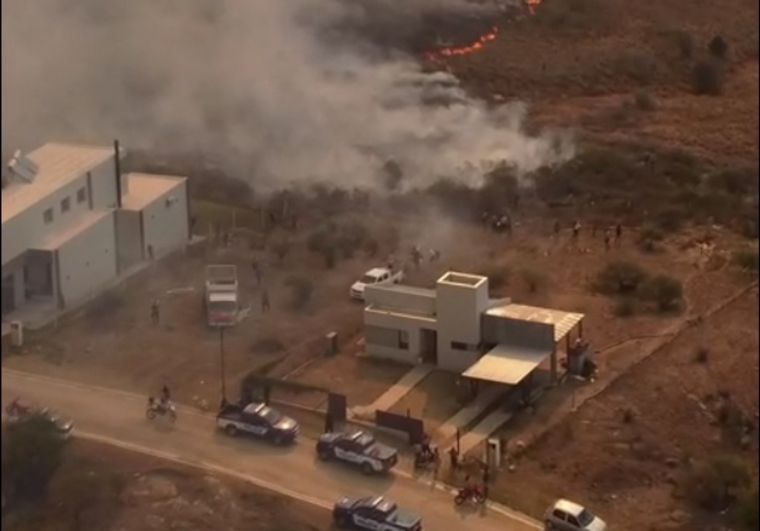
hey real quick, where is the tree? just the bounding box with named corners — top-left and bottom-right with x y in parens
top-left (708, 35), bottom-right (728, 59)
top-left (594, 261), bottom-right (648, 295)
top-left (640, 274), bottom-right (683, 311)
top-left (686, 456), bottom-right (751, 511)
top-left (692, 60), bottom-right (724, 95)
top-left (2, 414), bottom-right (67, 502)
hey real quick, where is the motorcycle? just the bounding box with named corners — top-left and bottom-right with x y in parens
top-left (146, 398), bottom-right (177, 422)
top-left (413, 446), bottom-right (438, 470)
top-left (454, 485), bottom-right (486, 506)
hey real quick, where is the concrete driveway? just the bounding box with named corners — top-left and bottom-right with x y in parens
top-left (2, 368), bottom-right (542, 531)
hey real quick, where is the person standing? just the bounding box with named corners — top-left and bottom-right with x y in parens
top-left (615, 222), bottom-right (623, 243)
top-left (151, 300), bottom-right (160, 326)
top-left (604, 228), bottom-right (612, 251)
top-left (261, 289), bottom-right (270, 313)
top-left (449, 446), bottom-right (459, 474)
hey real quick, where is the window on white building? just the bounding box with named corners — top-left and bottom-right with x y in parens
top-left (61, 197), bottom-right (71, 213)
top-left (398, 330), bottom-right (409, 349)
top-left (76, 187), bottom-right (87, 203)
top-left (43, 208), bottom-right (53, 224)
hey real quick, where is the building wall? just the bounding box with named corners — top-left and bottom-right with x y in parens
top-left (364, 285), bottom-right (436, 315)
top-left (139, 180), bottom-right (188, 259)
top-left (1, 173), bottom-right (93, 267)
top-left (482, 315), bottom-right (555, 350)
top-left (364, 309), bottom-right (433, 365)
top-left (88, 159), bottom-right (119, 210)
top-left (115, 210), bottom-right (143, 270)
top-left (435, 276), bottom-right (489, 371)
top-left (56, 212), bottom-right (117, 307)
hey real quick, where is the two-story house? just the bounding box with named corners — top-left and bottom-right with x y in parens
top-left (1, 141), bottom-right (190, 328)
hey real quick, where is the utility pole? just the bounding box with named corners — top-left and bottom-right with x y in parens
top-left (219, 327), bottom-right (227, 403)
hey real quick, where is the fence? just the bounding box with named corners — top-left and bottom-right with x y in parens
top-left (375, 410), bottom-right (425, 445)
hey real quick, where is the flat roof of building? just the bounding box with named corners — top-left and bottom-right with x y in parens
top-left (462, 343), bottom-right (552, 385)
top-left (2, 143), bottom-right (115, 224)
top-left (365, 305), bottom-right (437, 323)
top-left (485, 303), bottom-right (584, 342)
top-left (33, 210), bottom-right (113, 251)
top-left (120, 173), bottom-right (186, 211)
top-left (438, 271), bottom-right (487, 288)
top-left (367, 283), bottom-right (436, 298)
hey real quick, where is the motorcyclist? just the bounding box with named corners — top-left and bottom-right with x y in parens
top-left (160, 385), bottom-right (171, 410)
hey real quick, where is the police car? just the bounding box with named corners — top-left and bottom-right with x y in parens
top-left (333, 495), bottom-right (422, 531)
top-left (316, 430), bottom-right (398, 475)
top-left (216, 401), bottom-right (299, 445)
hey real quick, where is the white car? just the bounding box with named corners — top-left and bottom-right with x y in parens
top-left (544, 499), bottom-right (607, 531)
top-left (350, 267), bottom-right (404, 301)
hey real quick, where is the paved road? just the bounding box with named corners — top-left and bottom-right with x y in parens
top-left (2, 368), bottom-right (542, 531)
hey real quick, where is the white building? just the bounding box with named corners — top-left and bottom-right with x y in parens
top-left (1, 142), bottom-right (190, 328)
top-left (364, 272), bottom-right (585, 387)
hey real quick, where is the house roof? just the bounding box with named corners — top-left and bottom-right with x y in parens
top-left (2, 143), bottom-right (115, 224)
top-left (120, 173), bottom-right (186, 211)
top-left (462, 343), bottom-right (552, 385)
top-left (485, 303), bottom-right (584, 342)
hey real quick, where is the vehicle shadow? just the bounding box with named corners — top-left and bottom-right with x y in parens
top-left (311, 453), bottom-right (397, 493)
top-left (211, 429), bottom-right (302, 456)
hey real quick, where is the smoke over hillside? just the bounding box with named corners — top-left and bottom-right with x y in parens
top-left (1, 0), bottom-right (573, 190)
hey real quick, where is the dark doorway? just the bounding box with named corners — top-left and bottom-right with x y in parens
top-left (23, 254), bottom-right (53, 298)
top-left (2, 274), bottom-right (15, 316)
top-left (420, 328), bottom-right (437, 364)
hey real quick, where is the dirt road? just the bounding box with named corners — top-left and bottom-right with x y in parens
top-left (2, 368), bottom-right (541, 531)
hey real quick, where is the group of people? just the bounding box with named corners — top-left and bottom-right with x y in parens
top-left (554, 219), bottom-right (624, 250)
top-left (410, 245), bottom-right (441, 269)
top-left (147, 385), bottom-right (173, 411)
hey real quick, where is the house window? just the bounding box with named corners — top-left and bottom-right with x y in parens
top-left (43, 208), bottom-right (54, 224)
top-left (398, 330), bottom-right (409, 349)
top-left (61, 197), bottom-right (71, 213)
top-left (77, 187), bottom-right (87, 203)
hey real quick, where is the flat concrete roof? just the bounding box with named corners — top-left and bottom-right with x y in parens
top-left (485, 303), bottom-right (584, 342)
top-left (120, 173), bottom-right (186, 211)
top-left (462, 343), bottom-right (552, 385)
top-left (34, 210), bottom-right (113, 251)
top-left (2, 143), bottom-right (115, 224)
top-left (365, 305), bottom-right (437, 323)
top-left (438, 271), bottom-right (487, 288)
top-left (368, 284), bottom-right (436, 298)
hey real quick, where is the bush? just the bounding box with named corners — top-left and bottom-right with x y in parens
top-left (270, 238), bottom-right (291, 265)
top-left (674, 31), bottom-right (695, 58)
top-left (594, 261), bottom-right (648, 295)
top-left (521, 268), bottom-right (547, 294)
top-left (284, 276), bottom-right (314, 311)
top-left (737, 486), bottom-right (759, 529)
top-left (685, 456), bottom-right (752, 511)
top-left (614, 297), bottom-right (636, 317)
top-left (692, 60), bottom-right (724, 95)
top-left (634, 90), bottom-right (657, 111)
top-left (654, 208), bottom-right (687, 233)
top-left (708, 35), bottom-right (729, 59)
top-left (2, 414), bottom-right (67, 502)
top-left (695, 347), bottom-right (709, 363)
top-left (638, 225), bottom-right (665, 253)
top-left (640, 274), bottom-right (683, 311)
top-left (733, 249), bottom-right (759, 273)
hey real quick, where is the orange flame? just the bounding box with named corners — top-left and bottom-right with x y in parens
top-left (526, 0), bottom-right (542, 16)
top-left (425, 27), bottom-right (499, 63)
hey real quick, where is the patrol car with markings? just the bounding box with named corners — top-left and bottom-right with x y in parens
top-left (333, 495), bottom-right (422, 530)
top-left (216, 401), bottom-right (299, 445)
top-left (316, 429), bottom-right (398, 475)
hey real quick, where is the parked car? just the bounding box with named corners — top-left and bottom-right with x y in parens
top-left (5, 398), bottom-right (73, 440)
top-left (316, 430), bottom-right (398, 474)
top-left (333, 495), bottom-right (422, 530)
top-left (216, 401), bottom-right (298, 445)
top-left (544, 499), bottom-right (607, 531)
top-left (350, 267), bottom-right (404, 301)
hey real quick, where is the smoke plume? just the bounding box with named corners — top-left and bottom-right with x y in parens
top-left (1, 0), bottom-right (573, 191)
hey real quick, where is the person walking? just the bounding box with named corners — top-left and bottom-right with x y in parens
top-left (432, 446), bottom-right (441, 480)
top-left (615, 222), bottom-right (623, 243)
top-left (151, 300), bottom-right (160, 326)
top-left (571, 220), bottom-right (581, 241)
top-left (261, 289), bottom-right (270, 313)
top-left (604, 228), bottom-right (612, 251)
top-left (252, 260), bottom-right (262, 286)
top-left (448, 446), bottom-right (459, 474)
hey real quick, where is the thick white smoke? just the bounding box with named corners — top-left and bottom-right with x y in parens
top-left (1, 0), bottom-right (574, 190)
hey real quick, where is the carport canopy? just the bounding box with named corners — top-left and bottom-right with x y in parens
top-left (462, 343), bottom-right (552, 385)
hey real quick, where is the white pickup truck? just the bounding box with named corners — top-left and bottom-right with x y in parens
top-left (350, 267), bottom-right (404, 301)
top-left (205, 264), bottom-right (239, 327)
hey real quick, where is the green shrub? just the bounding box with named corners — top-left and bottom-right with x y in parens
top-left (693, 60), bottom-right (724, 95)
top-left (685, 456), bottom-right (751, 511)
top-left (594, 261), bottom-right (648, 295)
top-left (2, 414), bottom-right (67, 502)
top-left (613, 297), bottom-right (636, 317)
top-left (733, 249), bottom-right (759, 273)
top-left (639, 274), bottom-right (683, 311)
